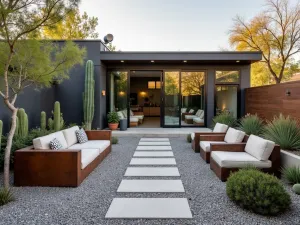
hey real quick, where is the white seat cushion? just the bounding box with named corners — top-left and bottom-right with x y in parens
top-left (213, 123), bottom-right (228, 133)
top-left (117, 111), bottom-right (125, 120)
top-left (193, 117), bottom-right (204, 123)
top-left (200, 141), bottom-right (226, 152)
top-left (133, 115), bottom-right (144, 120)
top-left (245, 135), bottom-right (275, 161)
top-left (81, 149), bottom-right (100, 169)
top-left (224, 128), bottom-right (245, 143)
top-left (185, 115), bottom-right (197, 120)
top-left (191, 133), bottom-right (195, 140)
top-left (62, 126), bottom-right (80, 147)
top-left (211, 151), bottom-right (272, 168)
top-left (68, 140), bottom-right (110, 152)
top-left (33, 131), bottom-right (68, 150)
top-left (130, 117), bottom-right (139, 122)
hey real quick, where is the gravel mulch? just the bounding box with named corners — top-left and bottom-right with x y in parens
top-left (0, 137), bottom-right (299, 225)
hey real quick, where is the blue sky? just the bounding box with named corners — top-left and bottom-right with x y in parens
top-left (80, 0), bottom-right (296, 51)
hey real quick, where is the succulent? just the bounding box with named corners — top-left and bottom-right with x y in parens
top-left (0, 120), bottom-right (2, 148)
top-left (48, 118), bottom-right (54, 130)
top-left (187, 133), bottom-right (192, 143)
top-left (112, 136), bottom-right (118, 144)
top-left (292, 184), bottom-right (300, 195)
top-left (17, 108), bottom-right (28, 137)
top-left (41, 111), bottom-right (46, 130)
top-left (54, 101), bottom-right (61, 131)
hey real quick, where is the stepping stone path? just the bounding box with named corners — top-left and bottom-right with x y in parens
top-left (105, 138), bottom-right (192, 219)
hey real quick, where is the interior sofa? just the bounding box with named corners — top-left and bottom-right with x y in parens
top-left (199, 128), bottom-right (246, 163)
top-left (210, 134), bottom-right (280, 181)
top-left (184, 109), bottom-right (204, 124)
top-left (14, 126), bottom-right (111, 187)
top-left (191, 123), bottom-right (229, 152)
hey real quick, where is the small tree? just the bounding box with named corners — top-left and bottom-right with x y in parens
top-left (0, 0), bottom-right (85, 188)
top-left (229, 0), bottom-right (300, 83)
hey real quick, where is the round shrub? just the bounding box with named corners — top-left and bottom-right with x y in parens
top-left (292, 184), bottom-right (300, 195)
top-left (112, 136), bottom-right (118, 145)
top-left (226, 168), bottom-right (291, 215)
top-left (186, 134), bottom-right (192, 143)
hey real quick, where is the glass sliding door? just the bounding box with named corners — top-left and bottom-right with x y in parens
top-left (181, 71), bottom-right (206, 126)
top-left (163, 71), bottom-right (180, 127)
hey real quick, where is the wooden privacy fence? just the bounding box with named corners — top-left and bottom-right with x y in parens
top-left (245, 81), bottom-right (300, 122)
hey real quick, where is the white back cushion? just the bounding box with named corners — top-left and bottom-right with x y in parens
top-left (62, 126), bottom-right (80, 147)
top-left (213, 123), bottom-right (228, 133)
top-left (189, 109), bottom-right (194, 113)
top-left (245, 135), bottom-right (275, 161)
top-left (181, 108), bottom-right (187, 113)
top-left (33, 131), bottom-right (67, 150)
top-left (117, 111), bottom-right (124, 119)
top-left (199, 110), bottom-right (204, 119)
top-left (122, 110), bottom-right (127, 118)
top-left (224, 128), bottom-right (245, 143)
top-left (130, 110), bottom-right (134, 116)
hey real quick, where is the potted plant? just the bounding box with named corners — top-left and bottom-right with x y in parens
top-left (107, 112), bottom-right (120, 130)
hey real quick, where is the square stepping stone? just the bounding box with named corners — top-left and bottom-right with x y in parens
top-left (138, 142), bottom-right (170, 146)
top-left (140, 138), bottom-right (169, 142)
top-left (130, 158), bottom-right (176, 165)
top-left (133, 151), bottom-right (174, 157)
top-left (105, 198), bottom-right (193, 218)
top-left (136, 146), bottom-right (172, 151)
top-left (117, 180), bottom-right (184, 192)
top-left (124, 167), bottom-right (180, 177)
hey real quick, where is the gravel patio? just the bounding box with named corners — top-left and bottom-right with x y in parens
top-left (0, 136), bottom-right (299, 225)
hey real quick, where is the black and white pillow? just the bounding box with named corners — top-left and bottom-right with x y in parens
top-left (75, 129), bottom-right (88, 144)
top-left (49, 138), bottom-right (63, 150)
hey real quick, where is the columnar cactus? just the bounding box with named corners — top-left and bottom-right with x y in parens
top-left (83, 60), bottom-right (95, 130)
top-left (48, 118), bottom-right (54, 130)
top-left (0, 120), bottom-right (3, 148)
top-left (41, 111), bottom-right (46, 130)
top-left (54, 101), bottom-right (61, 131)
top-left (17, 108), bottom-right (28, 137)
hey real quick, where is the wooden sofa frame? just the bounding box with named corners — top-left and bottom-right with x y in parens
top-left (209, 143), bottom-right (281, 181)
top-left (14, 130), bottom-right (112, 187)
top-left (199, 134), bottom-right (249, 163)
top-left (192, 132), bottom-right (226, 153)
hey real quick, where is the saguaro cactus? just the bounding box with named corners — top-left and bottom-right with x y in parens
top-left (83, 60), bottom-right (95, 130)
top-left (17, 108), bottom-right (28, 137)
top-left (41, 111), bottom-right (46, 130)
top-left (0, 120), bottom-right (3, 148)
top-left (54, 101), bottom-right (61, 131)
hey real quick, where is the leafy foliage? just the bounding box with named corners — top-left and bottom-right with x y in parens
top-left (282, 166), bottom-right (300, 185)
top-left (112, 137), bottom-right (119, 145)
top-left (239, 114), bottom-right (264, 136)
top-left (187, 134), bottom-right (192, 143)
top-left (107, 112), bottom-right (120, 124)
top-left (0, 188), bottom-right (14, 206)
top-left (263, 114), bottom-right (300, 150)
top-left (226, 168), bottom-right (291, 215)
top-left (212, 112), bottom-right (237, 128)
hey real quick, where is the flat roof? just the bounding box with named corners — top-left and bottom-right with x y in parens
top-left (99, 51), bottom-right (262, 65)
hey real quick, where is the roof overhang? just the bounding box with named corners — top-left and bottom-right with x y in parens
top-left (99, 51), bottom-right (262, 65)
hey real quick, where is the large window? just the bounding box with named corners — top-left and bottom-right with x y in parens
top-left (181, 72), bottom-right (206, 126)
top-left (216, 71), bottom-right (239, 83)
top-left (215, 85), bottom-right (238, 118)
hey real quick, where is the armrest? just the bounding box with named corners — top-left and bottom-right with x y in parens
top-left (200, 135), bottom-right (225, 141)
top-left (85, 130), bottom-right (112, 140)
top-left (210, 143), bottom-right (246, 152)
top-left (194, 132), bottom-right (226, 143)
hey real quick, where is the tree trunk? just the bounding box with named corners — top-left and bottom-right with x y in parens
top-left (3, 108), bottom-right (18, 188)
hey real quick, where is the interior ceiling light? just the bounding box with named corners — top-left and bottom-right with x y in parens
top-left (121, 60), bottom-right (124, 63)
top-left (236, 60), bottom-right (240, 63)
top-left (151, 60), bottom-right (155, 63)
top-left (183, 60), bottom-right (187, 63)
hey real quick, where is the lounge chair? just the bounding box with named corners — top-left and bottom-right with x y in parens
top-left (210, 134), bottom-right (280, 181)
top-left (199, 128), bottom-right (246, 163)
top-left (117, 111), bottom-right (139, 127)
top-left (181, 109), bottom-right (194, 121)
top-left (184, 109), bottom-right (203, 124)
top-left (191, 123), bottom-right (228, 152)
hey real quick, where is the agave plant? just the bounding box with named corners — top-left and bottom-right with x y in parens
top-left (239, 114), bottom-right (264, 136)
top-left (0, 188), bottom-right (14, 206)
top-left (281, 166), bottom-right (300, 185)
top-left (212, 112), bottom-right (237, 128)
top-left (263, 114), bottom-right (300, 150)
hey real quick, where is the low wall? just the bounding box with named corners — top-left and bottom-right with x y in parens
top-left (245, 81), bottom-right (300, 121)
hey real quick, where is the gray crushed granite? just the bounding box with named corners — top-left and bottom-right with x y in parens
top-left (0, 136), bottom-right (299, 225)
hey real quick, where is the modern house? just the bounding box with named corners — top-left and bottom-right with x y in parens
top-left (0, 40), bottom-right (262, 132)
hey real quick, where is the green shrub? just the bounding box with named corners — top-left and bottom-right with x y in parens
top-left (263, 114), bottom-right (300, 150)
top-left (107, 112), bottom-right (120, 124)
top-left (0, 188), bottom-right (14, 206)
top-left (187, 133), bottom-right (192, 143)
top-left (112, 136), bottom-right (118, 144)
top-left (239, 114), bottom-right (264, 136)
top-left (226, 168), bottom-right (291, 215)
top-left (282, 166), bottom-right (300, 185)
top-left (212, 112), bottom-right (237, 128)
top-left (292, 184), bottom-right (300, 195)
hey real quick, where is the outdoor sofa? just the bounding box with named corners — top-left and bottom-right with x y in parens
top-left (14, 126), bottom-right (111, 187)
top-left (209, 134), bottom-right (280, 181)
top-left (184, 109), bottom-right (204, 124)
top-left (117, 110), bottom-right (144, 127)
top-left (191, 123), bottom-right (229, 152)
top-left (181, 109), bottom-right (194, 121)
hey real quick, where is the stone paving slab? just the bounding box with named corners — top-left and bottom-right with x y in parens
top-left (138, 142), bottom-right (171, 146)
top-left (136, 146), bottom-right (172, 151)
top-left (130, 158), bottom-right (176, 165)
top-left (140, 138), bottom-right (170, 142)
top-left (124, 167), bottom-right (180, 177)
top-left (117, 180), bottom-right (184, 193)
top-left (105, 198), bottom-right (192, 218)
top-left (133, 151), bottom-right (174, 157)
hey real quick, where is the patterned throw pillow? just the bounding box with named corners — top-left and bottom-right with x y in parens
top-left (75, 129), bottom-right (88, 144)
top-left (49, 138), bottom-right (63, 150)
